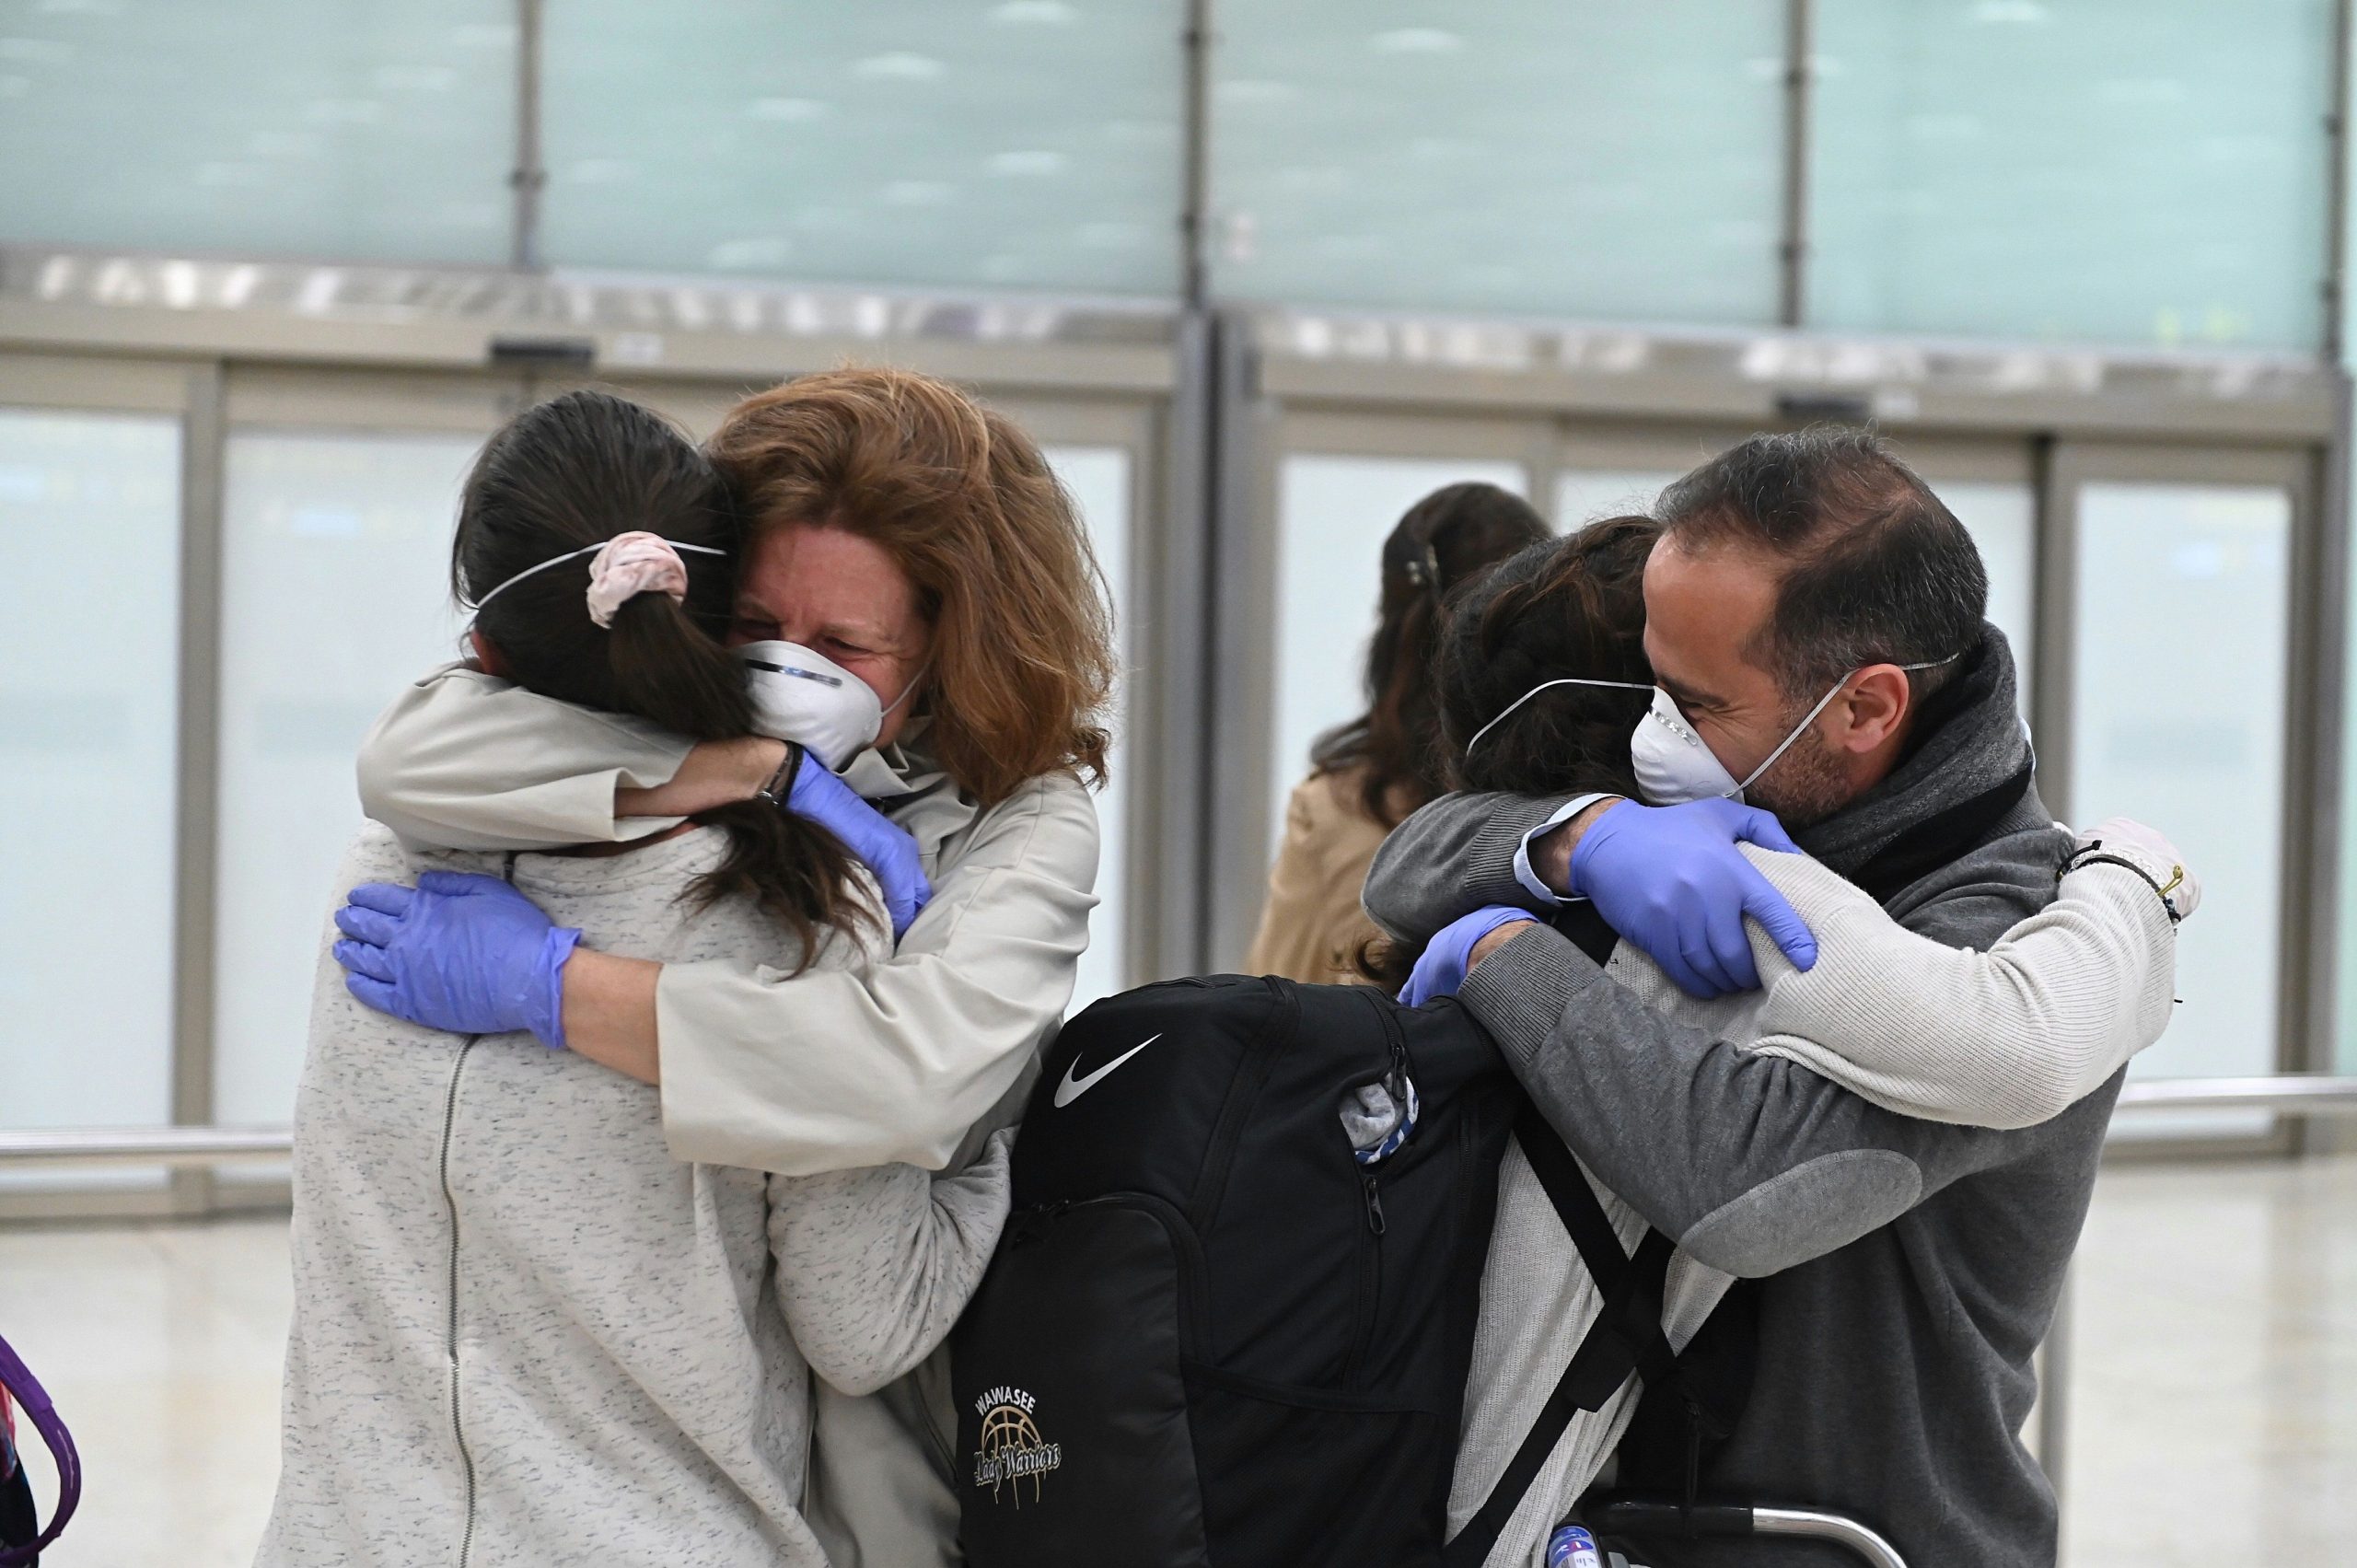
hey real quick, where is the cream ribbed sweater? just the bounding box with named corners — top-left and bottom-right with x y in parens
top-left (1449, 842), bottom-right (2177, 1564)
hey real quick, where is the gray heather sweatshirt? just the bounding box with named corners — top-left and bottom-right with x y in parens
top-left (1363, 628), bottom-right (2096, 1567)
top-left (256, 824), bottom-right (1011, 1568)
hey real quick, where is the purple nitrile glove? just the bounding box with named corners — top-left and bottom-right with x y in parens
top-left (333, 871), bottom-right (581, 1048)
top-left (1399, 905), bottom-right (1538, 1007)
top-left (786, 758), bottom-right (932, 938)
top-left (1567, 797), bottom-right (1817, 999)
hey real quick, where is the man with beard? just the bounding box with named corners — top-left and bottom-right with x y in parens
top-left (1365, 429), bottom-right (2153, 1566)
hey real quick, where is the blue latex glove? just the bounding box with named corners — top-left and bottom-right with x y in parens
top-left (333, 871), bottom-right (581, 1047)
top-left (1399, 906), bottom-right (1538, 1007)
top-left (1568, 797), bottom-right (1817, 999)
top-left (787, 757), bottom-right (932, 938)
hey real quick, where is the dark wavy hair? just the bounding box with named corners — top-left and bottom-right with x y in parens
top-left (1310, 482), bottom-right (1551, 827)
top-left (454, 390), bottom-right (875, 964)
top-left (1361, 515), bottom-right (1659, 988)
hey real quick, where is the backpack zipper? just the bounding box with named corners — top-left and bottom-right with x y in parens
top-left (438, 1037), bottom-right (482, 1568)
top-left (1347, 1171), bottom-right (1387, 1386)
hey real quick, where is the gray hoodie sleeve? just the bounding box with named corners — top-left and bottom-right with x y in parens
top-left (1360, 790), bottom-right (1582, 943)
top-left (766, 1129), bottom-right (1016, 1397)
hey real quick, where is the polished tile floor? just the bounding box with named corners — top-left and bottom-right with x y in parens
top-left (2, 1155), bottom-right (2352, 1566)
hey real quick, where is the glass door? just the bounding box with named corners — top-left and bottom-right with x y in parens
top-left (210, 369), bottom-right (521, 1150)
top-left (1208, 407), bottom-right (1549, 968)
top-left (2045, 441), bottom-right (2317, 1141)
top-left (0, 355), bottom-right (193, 1211)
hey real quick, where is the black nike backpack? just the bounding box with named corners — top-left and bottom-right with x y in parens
top-left (951, 973), bottom-right (1721, 1568)
top-left (951, 975), bottom-right (1513, 1566)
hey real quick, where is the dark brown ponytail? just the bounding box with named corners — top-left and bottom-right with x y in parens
top-left (453, 390), bottom-right (877, 964)
top-left (1355, 515), bottom-right (1660, 990)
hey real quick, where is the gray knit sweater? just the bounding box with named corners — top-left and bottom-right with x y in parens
top-left (255, 825), bottom-right (1011, 1568)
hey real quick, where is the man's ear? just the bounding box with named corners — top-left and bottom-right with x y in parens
top-left (1832, 664), bottom-right (1913, 754)
top-left (469, 627), bottom-right (511, 678)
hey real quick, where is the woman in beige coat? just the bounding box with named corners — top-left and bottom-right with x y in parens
top-left (1246, 482), bottom-right (1550, 982)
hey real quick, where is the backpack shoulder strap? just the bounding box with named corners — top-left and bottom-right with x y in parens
top-left (1444, 1107), bottom-right (1676, 1568)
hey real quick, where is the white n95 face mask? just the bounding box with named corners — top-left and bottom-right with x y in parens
top-left (1631, 686), bottom-right (1778, 806)
top-left (740, 641), bottom-right (918, 772)
top-left (1632, 653), bottom-right (1962, 806)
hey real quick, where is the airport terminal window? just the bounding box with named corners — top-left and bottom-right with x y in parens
top-left (540, 2), bottom-right (1186, 296)
top-left (0, 0), bottom-right (516, 265)
top-left (1808, 0), bottom-right (2334, 351)
top-left (212, 429), bottom-right (480, 1125)
top-left (1210, 2), bottom-right (1785, 323)
top-left (0, 409), bottom-right (181, 1155)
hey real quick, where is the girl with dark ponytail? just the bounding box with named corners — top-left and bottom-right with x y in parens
top-left (1247, 482), bottom-right (1550, 982)
top-left (260, 389), bottom-right (1013, 1568)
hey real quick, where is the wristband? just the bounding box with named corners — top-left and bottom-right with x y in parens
top-left (2064, 846), bottom-right (2189, 924)
top-left (754, 743), bottom-right (803, 810)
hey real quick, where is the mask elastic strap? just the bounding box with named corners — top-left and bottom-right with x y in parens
top-left (465, 538), bottom-right (726, 617)
top-left (1733, 652), bottom-right (1964, 794)
top-left (1466, 676), bottom-right (1654, 755)
top-left (881, 666), bottom-right (929, 719)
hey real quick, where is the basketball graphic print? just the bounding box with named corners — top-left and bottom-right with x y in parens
top-left (971, 1385), bottom-right (1063, 1505)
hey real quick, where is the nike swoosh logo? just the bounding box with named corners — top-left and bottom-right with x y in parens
top-left (1052, 1034), bottom-right (1161, 1109)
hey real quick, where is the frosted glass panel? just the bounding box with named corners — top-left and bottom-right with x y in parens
top-left (1213, 4), bottom-right (1783, 322)
top-left (542, 3), bottom-right (1184, 295)
top-left (214, 430), bottom-right (482, 1124)
top-left (0, 1), bottom-right (515, 264)
top-left (2071, 482), bottom-right (2288, 1111)
top-left (1272, 455), bottom-right (1527, 853)
top-left (1938, 481), bottom-right (2037, 712)
top-left (1810, 0), bottom-right (2333, 350)
top-left (0, 410), bottom-right (180, 1133)
top-left (1044, 446), bottom-right (1131, 1014)
top-left (1554, 469), bottom-right (1678, 529)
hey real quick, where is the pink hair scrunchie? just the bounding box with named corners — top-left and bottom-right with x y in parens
top-left (584, 531), bottom-right (692, 629)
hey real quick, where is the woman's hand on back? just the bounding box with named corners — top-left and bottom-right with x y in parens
top-left (334, 872), bottom-right (581, 1047)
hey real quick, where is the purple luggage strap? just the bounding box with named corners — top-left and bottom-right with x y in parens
top-left (0, 1331), bottom-right (77, 1565)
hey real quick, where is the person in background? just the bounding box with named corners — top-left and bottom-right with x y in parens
top-left (1245, 482), bottom-right (1549, 981)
